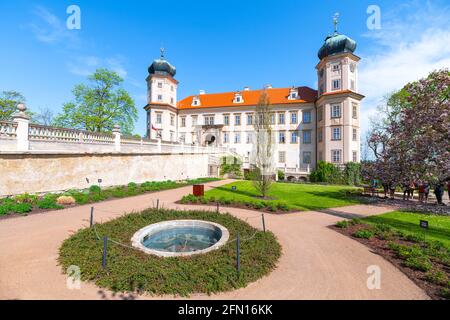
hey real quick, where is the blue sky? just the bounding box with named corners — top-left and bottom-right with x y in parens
top-left (1, 0), bottom-right (449, 136)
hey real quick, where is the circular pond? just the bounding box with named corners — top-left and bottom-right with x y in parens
top-left (131, 220), bottom-right (229, 257)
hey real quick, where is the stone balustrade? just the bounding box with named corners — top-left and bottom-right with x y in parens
top-left (0, 104), bottom-right (233, 157)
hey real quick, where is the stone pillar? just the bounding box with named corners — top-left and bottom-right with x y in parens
top-left (112, 124), bottom-right (121, 152)
top-left (12, 104), bottom-right (30, 151)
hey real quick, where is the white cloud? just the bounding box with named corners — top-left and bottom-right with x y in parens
top-left (29, 6), bottom-right (79, 45)
top-left (358, 1), bottom-right (450, 134)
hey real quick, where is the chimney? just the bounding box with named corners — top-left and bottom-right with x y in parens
top-left (199, 90), bottom-right (206, 95)
top-left (243, 86), bottom-right (250, 91)
top-left (265, 84), bottom-right (273, 89)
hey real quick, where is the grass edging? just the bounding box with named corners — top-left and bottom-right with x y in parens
top-left (59, 208), bottom-right (281, 297)
top-left (331, 215), bottom-right (450, 300)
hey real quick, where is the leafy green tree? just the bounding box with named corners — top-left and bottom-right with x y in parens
top-left (0, 91), bottom-right (26, 121)
top-left (54, 69), bottom-right (137, 134)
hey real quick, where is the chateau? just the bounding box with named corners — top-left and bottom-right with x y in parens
top-left (144, 25), bottom-right (364, 175)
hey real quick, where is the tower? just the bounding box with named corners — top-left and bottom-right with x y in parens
top-left (144, 48), bottom-right (179, 141)
top-left (316, 14), bottom-right (364, 165)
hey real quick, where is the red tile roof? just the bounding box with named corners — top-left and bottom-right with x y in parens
top-left (177, 86), bottom-right (317, 110)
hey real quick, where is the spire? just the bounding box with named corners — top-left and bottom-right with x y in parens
top-left (333, 12), bottom-right (340, 34)
top-left (160, 47), bottom-right (165, 58)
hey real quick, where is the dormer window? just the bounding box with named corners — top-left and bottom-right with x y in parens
top-left (233, 92), bottom-right (244, 104)
top-left (288, 87), bottom-right (298, 100)
top-left (192, 96), bottom-right (200, 106)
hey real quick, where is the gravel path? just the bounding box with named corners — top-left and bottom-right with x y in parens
top-left (0, 180), bottom-right (429, 300)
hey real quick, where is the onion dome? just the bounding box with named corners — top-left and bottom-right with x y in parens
top-left (148, 48), bottom-right (176, 77)
top-left (318, 32), bottom-right (357, 60)
top-left (318, 14), bottom-right (357, 60)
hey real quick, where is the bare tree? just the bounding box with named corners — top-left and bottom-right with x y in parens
top-left (250, 90), bottom-right (276, 198)
top-left (34, 107), bottom-right (54, 126)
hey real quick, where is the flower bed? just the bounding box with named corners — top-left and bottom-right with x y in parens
top-left (0, 178), bottom-right (220, 218)
top-left (59, 208), bottom-right (281, 296)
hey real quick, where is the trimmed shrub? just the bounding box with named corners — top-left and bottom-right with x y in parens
top-left (277, 170), bottom-right (285, 181)
top-left (335, 220), bottom-right (350, 228)
top-left (13, 193), bottom-right (38, 204)
top-left (12, 203), bottom-right (33, 214)
top-left (353, 229), bottom-right (374, 239)
top-left (405, 256), bottom-right (432, 272)
top-left (89, 185), bottom-right (101, 193)
top-left (37, 196), bottom-right (64, 209)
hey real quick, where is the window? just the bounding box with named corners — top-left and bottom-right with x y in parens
top-left (235, 96), bottom-right (241, 103)
top-left (192, 97), bottom-right (200, 106)
top-left (179, 134), bottom-right (185, 143)
top-left (352, 151), bottom-right (358, 162)
top-left (318, 106), bottom-right (323, 122)
top-left (291, 131), bottom-right (298, 143)
top-left (332, 64), bottom-right (340, 71)
top-left (319, 84), bottom-right (324, 95)
top-left (235, 114), bottom-right (241, 126)
top-left (234, 132), bottom-right (241, 143)
top-left (290, 112), bottom-right (297, 124)
top-left (158, 82), bottom-right (163, 88)
top-left (332, 79), bottom-right (340, 90)
top-left (279, 132), bottom-right (286, 144)
top-left (303, 152), bottom-right (311, 164)
top-left (171, 85), bottom-right (174, 91)
top-left (303, 130), bottom-right (312, 144)
top-left (353, 128), bottom-right (357, 141)
top-left (278, 151), bottom-right (286, 163)
top-left (320, 68), bottom-right (324, 78)
top-left (332, 150), bottom-right (341, 163)
top-left (303, 111), bottom-right (312, 123)
top-left (318, 129), bottom-right (323, 142)
top-left (156, 113), bottom-right (162, 124)
top-left (278, 113), bottom-right (285, 124)
top-left (331, 104), bottom-right (341, 118)
top-left (352, 103), bottom-right (358, 119)
top-left (170, 114), bottom-right (175, 126)
top-left (157, 94), bottom-right (163, 101)
top-left (170, 131), bottom-right (174, 142)
top-left (204, 115), bottom-right (215, 125)
top-left (246, 132), bottom-right (253, 144)
top-left (170, 97), bottom-right (174, 104)
top-left (318, 151), bottom-right (323, 161)
top-left (290, 91), bottom-right (297, 99)
top-left (223, 133), bottom-right (229, 143)
top-left (350, 63), bottom-right (356, 73)
top-left (247, 114), bottom-right (253, 125)
top-left (223, 114), bottom-right (230, 125)
top-left (332, 127), bottom-right (341, 140)
top-left (181, 117), bottom-right (186, 127)
top-left (192, 116), bottom-right (198, 126)
top-left (270, 113), bottom-right (275, 125)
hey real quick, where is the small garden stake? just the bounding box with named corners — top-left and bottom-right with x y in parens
top-left (90, 207), bottom-right (94, 228)
top-left (262, 214), bottom-right (266, 232)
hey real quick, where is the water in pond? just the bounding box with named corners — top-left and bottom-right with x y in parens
top-left (142, 227), bottom-right (222, 253)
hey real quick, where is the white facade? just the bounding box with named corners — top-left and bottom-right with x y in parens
top-left (144, 30), bottom-right (364, 173)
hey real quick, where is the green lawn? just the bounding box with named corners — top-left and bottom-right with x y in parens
top-left (364, 211), bottom-right (450, 248)
top-left (203, 181), bottom-right (363, 211)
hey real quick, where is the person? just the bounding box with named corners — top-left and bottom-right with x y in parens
top-left (447, 180), bottom-right (450, 204)
top-left (418, 181), bottom-right (425, 203)
top-left (382, 182), bottom-right (389, 199)
top-left (389, 182), bottom-right (396, 200)
top-left (409, 181), bottom-right (416, 200)
top-left (434, 182), bottom-right (444, 205)
top-left (424, 182), bottom-right (430, 203)
top-left (402, 181), bottom-right (409, 200)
